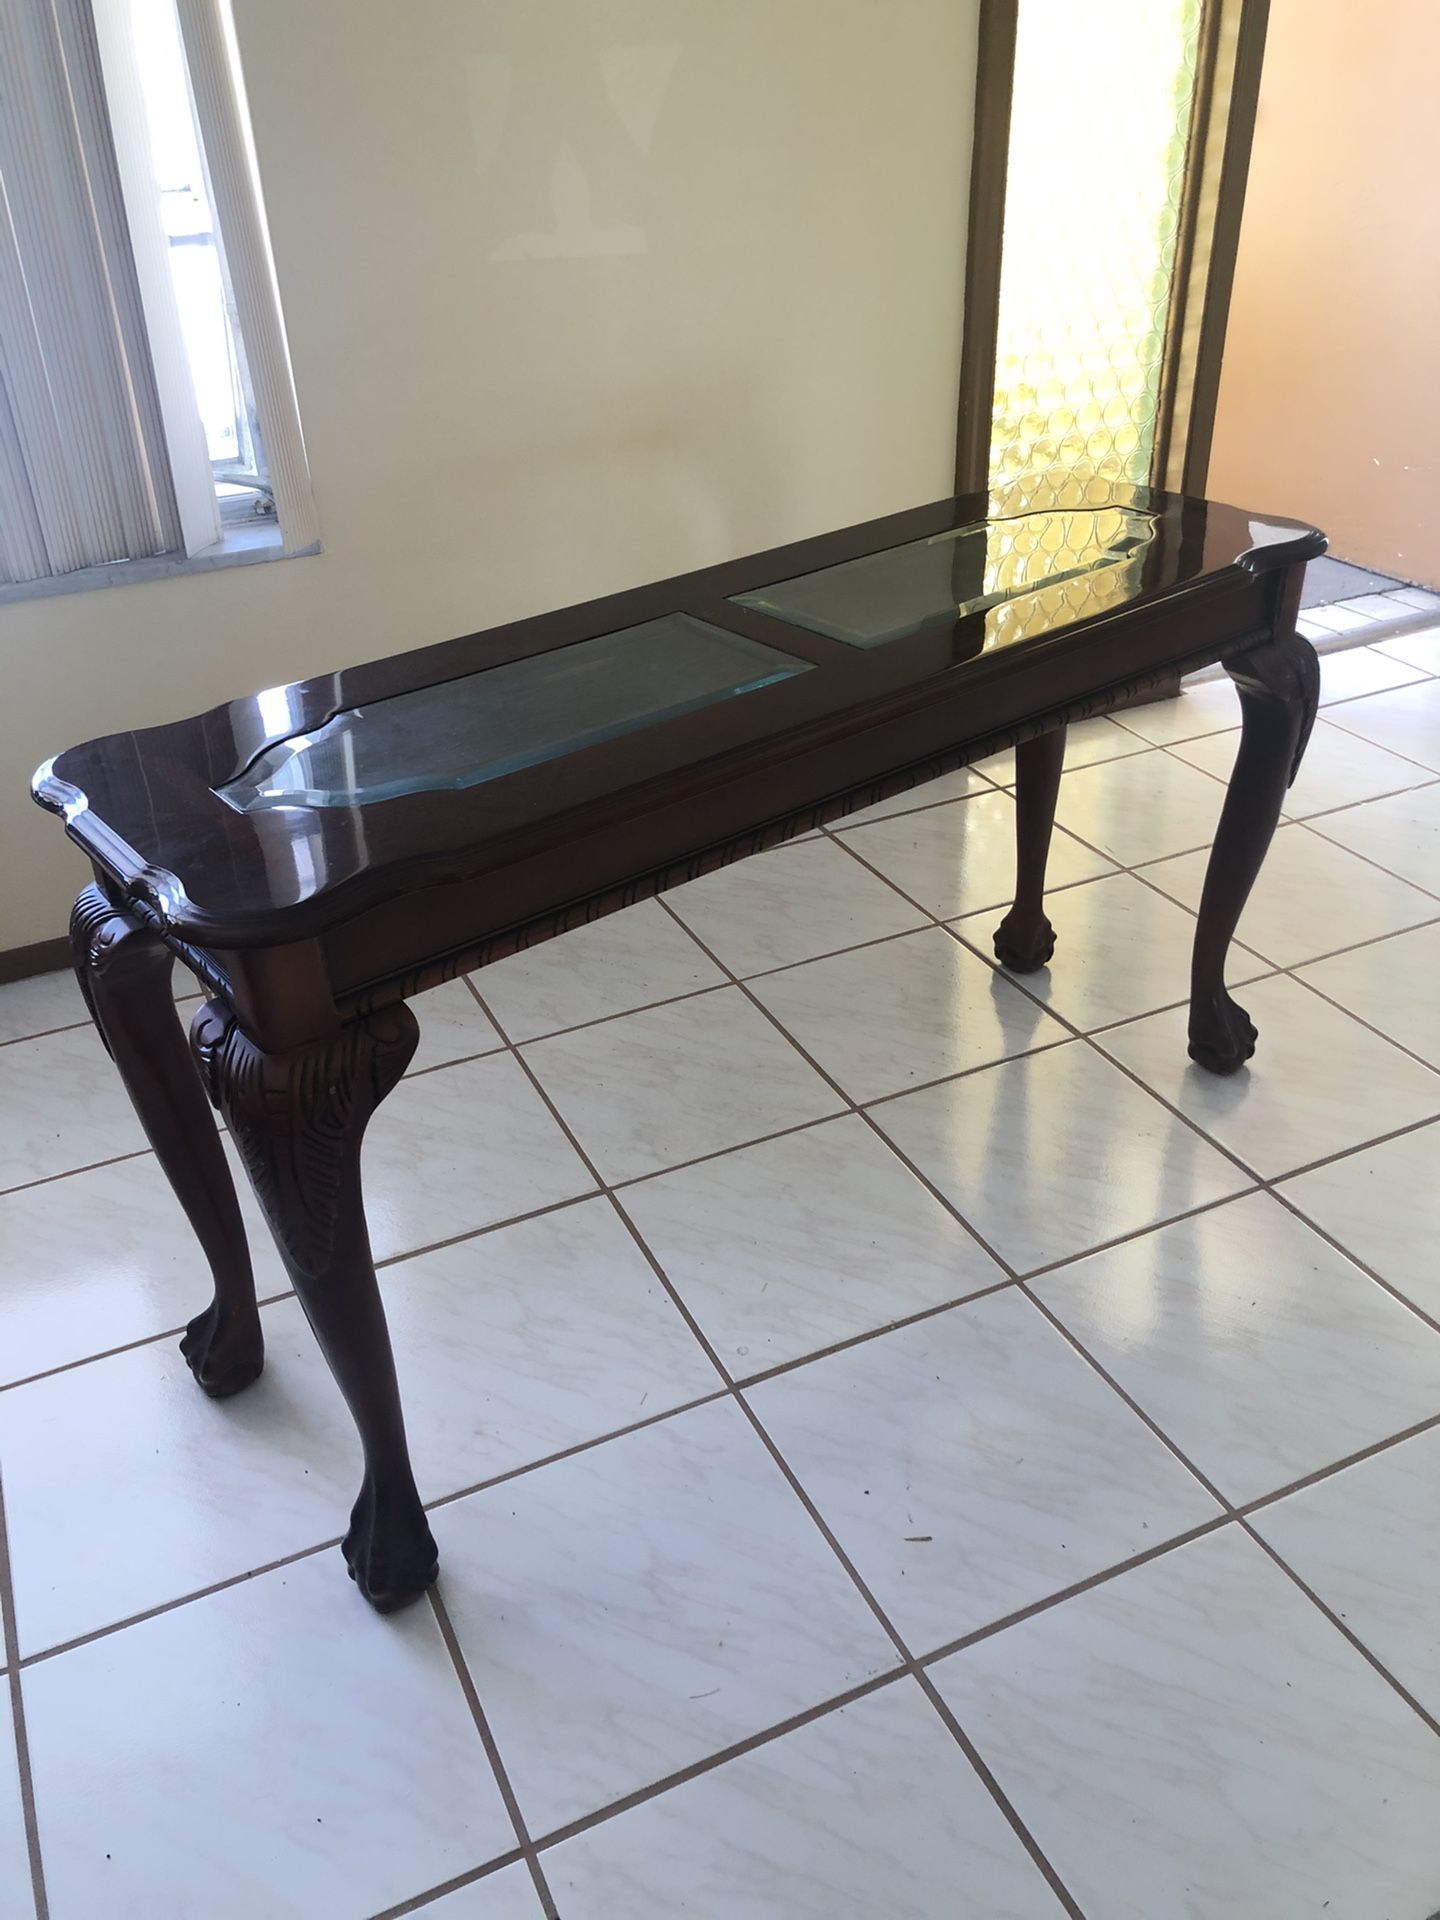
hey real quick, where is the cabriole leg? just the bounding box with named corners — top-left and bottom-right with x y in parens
top-left (993, 724), bottom-right (1066, 972)
top-left (69, 883), bottom-right (262, 1395)
top-left (191, 999), bottom-right (437, 1612)
top-left (1188, 628), bottom-right (1320, 1072)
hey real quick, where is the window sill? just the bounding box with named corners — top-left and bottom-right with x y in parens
top-left (0, 522), bottom-right (319, 608)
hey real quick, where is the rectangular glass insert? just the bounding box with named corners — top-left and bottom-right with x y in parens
top-left (216, 614), bottom-right (812, 812)
top-left (731, 506), bottom-right (1158, 648)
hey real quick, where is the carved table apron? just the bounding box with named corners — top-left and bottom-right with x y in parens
top-left (34, 485), bottom-right (1325, 1611)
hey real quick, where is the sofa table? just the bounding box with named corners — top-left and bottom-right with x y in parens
top-left (33, 483), bottom-right (1324, 1612)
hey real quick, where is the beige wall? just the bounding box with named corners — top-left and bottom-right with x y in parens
top-left (2, 0), bottom-right (979, 949)
top-left (1208, 0), bottom-right (1440, 582)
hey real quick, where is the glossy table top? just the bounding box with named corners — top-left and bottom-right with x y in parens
top-left (34, 483), bottom-right (1323, 948)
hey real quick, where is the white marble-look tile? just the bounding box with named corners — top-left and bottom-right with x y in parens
top-left (1306, 779), bottom-right (1440, 896)
top-left (970, 715), bottom-right (1149, 786)
top-left (521, 987), bottom-right (842, 1184)
top-left (0, 968), bottom-right (86, 1045)
top-left (620, 1114), bottom-right (1005, 1375)
top-left (1373, 623), bottom-right (1440, 672)
top-left (933, 1528), bottom-right (1440, 1920)
top-left (1171, 716), bottom-right (1434, 820)
top-left (406, 978), bottom-right (504, 1075)
top-left (420, 1864), bottom-right (544, 1917)
top-left (0, 1134), bottom-right (289, 1387)
top-left (363, 1052), bottom-right (596, 1260)
top-left (955, 870), bottom-right (1267, 1033)
top-left (830, 761), bottom-right (997, 829)
top-left (24, 1553), bottom-right (513, 1920)
top-left (1339, 591), bottom-right (1419, 621)
top-left (1278, 1122), bottom-right (1440, 1320)
top-left (0, 1696), bottom-right (30, 1920)
top-left (1386, 589), bottom-right (1440, 616)
top-left (1137, 820), bottom-right (1438, 966)
top-left (1316, 643), bottom-right (1430, 703)
top-left (871, 1040), bottom-right (1247, 1273)
top-left (834, 789), bottom-right (1114, 920)
top-left (0, 1295), bottom-right (359, 1653)
top-left (1052, 753), bottom-right (1228, 865)
top-left (1250, 1426), bottom-right (1440, 1717)
top-left (0, 1021), bottom-right (149, 1192)
top-left (1303, 600), bottom-right (1383, 636)
top-left (749, 1293), bottom-right (1219, 1651)
top-left (546, 1679), bottom-right (1064, 1920)
top-left (1107, 675), bottom-right (1240, 745)
top-left (438, 1398), bottom-right (897, 1835)
top-left (475, 901), bottom-right (724, 1043)
top-left (748, 927), bottom-right (1064, 1104)
top-left (1033, 1192), bottom-right (1440, 1504)
top-left (1321, 677), bottom-right (1440, 772)
top-left (665, 837), bottom-right (926, 977)
top-left (1296, 920), bottom-right (1440, 1065)
top-left (1097, 976), bottom-right (1440, 1179)
top-left (380, 1197), bottom-right (717, 1500)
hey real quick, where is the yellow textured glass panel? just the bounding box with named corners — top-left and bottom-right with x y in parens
top-left (981, 505), bottom-right (1149, 650)
top-left (988, 0), bottom-right (1202, 515)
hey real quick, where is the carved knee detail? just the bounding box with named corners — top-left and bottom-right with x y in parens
top-left (1225, 629), bottom-right (1320, 786)
top-left (190, 1002), bottom-right (419, 1274)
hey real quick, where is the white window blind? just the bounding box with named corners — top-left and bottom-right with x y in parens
top-left (175, 0), bottom-right (316, 555)
top-left (0, 0), bottom-right (315, 589)
top-left (0, 0), bottom-right (179, 583)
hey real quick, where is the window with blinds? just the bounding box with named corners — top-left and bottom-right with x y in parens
top-left (0, 0), bottom-right (315, 592)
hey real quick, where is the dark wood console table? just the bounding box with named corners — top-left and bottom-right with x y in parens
top-left (33, 484), bottom-right (1324, 1612)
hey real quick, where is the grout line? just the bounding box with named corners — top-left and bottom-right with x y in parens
top-left (14, 1386), bottom-right (730, 1673)
top-left (496, 978), bottom-right (731, 1050)
top-left (1238, 1409), bottom-right (1440, 1519)
top-left (684, 799), bottom-right (1440, 1742)
top-left (0, 1470), bottom-right (49, 1919)
top-left (427, 1588), bottom-right (559, 1919)
top-left (1236, 1519), bottom-right (1440, 1740)
top-left (1265, 1174), bottom-right (1440, 1341)
top-left (522, 1671), bottom-right (907, 1857)
top-left (1284, 967), bottom-right (1440, 1080)
top-left (1013, 1282), bottom-right (1440, 1735)
top-left (0, 1146), bottom-right (150, 1203)
top-left (1227, 1107), bottom-right (1440, 1188)
top-left (1295, 814), bottom-right (1440, 907)
top-left (369, 1849), bottom-right (527, 1920)
top-left (470, 944), bottom-right (1085, 1915)
top-left (729, 1274), bottom-right (1020, 1388)
top-left (823, 790), bottom-right (1128, 897)
top-left (1279, 773), bottom-right (1440, 829)
top-left (1312, 695), bottom-right (1440, 770)
top-left (1010, 1183), bottom-right (1266, 1285)
top-left (648, 892), bottom-right (1021, 1282)
top-left (917, 1513), bottom-right (1236, 1668)
top-left (900, 1668), bottom-right (1086, 1920)
top-left (814, 819), bottom-right (1272, 1195)
top-left (0, 1019), bottom-right (89, 1051)
top-left (1265, 909), bottom-right (1440, 973)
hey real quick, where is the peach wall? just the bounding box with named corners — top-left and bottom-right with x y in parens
top-left (1208, 0), bottom-right (1440, 583)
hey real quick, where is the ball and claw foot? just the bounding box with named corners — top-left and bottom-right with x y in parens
top-left (1188, 989), bottom-right (1258, 1075)
top-left (342, 1477), bottom-right (440, 1614)
top-left (993, 909), bottom-right (1057, 974)
top-left (180, 1301), bottom-right (265, 1399)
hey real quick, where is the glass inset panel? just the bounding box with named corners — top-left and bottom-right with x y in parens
top-left (732, 506), bottom-right (1158, 648)
top-left (988, 0), bottom-right (1203, 508)
top-left (217, 615), bottom-right (811, 811)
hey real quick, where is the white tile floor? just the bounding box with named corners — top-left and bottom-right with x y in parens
top-left (2, 638), bottom-right (1440, 1918)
